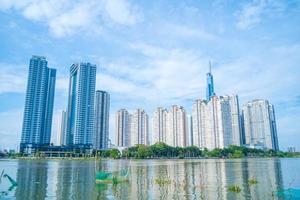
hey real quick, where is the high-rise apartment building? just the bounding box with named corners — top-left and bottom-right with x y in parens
top-left (57, 110), bottom-right (67, 146)
top-left (207, 96), bottom-right (224, 149)
top-left (192, 99), bottom-right (208, 149)
top-left (242, 99), bottom-right (279, 150)
top-left (66, 63), bottom-right (96, 148)
top-left (93, 90), bottom-right (110, 150)
top-left (152, 107), bottom-right (168, 144)
top-left (166, 105), bottom-right (187, 147)
top-left (130, 109), bottom-right (149, 146)
top-left (115, 109), bottom-right (130, 147)
top-left (20, 56), bottom-right (56, 153)
top-left (220, 95), bottom-right (241, 146)
top-left (186, 114), bottom-right (193, 146)
top-left (192, 95), bottom-right (241, 150)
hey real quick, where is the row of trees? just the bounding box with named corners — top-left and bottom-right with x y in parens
top-left (95, 142), bottom-right (299, 159)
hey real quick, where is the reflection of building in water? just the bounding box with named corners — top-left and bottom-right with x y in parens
top-left (54, 161), bottom-right (95, 200)
top-left (199, 160), bottom-right (227, 199)
top-left (149, 160), bottom-right (228, 200)
top-left (129, 164), bottom-right (151, 199)
top-left (245, 159), bottom-right (283, 200)
top-left (14, 159), bottom-right (284, 199)
top-left (15, 160), bottom-right (48, 200)
top-left (142, 159), bottom-right (284, 200)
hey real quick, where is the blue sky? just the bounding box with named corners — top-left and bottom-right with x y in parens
top-left (0, 0), bottom-right (299, 151)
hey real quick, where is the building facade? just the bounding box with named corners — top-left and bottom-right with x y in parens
top-left (115, 109), bottom-right (130, 147)
top-left (152, 107), bottom-right (168, 144)
top-left (166, 105), bottom-right (187, 147)
top-left (93, 90), bottom-right (110, 150)
top-left (20, 56), bottom-right (56, 153)
top-left (242, 99), bottom-right (279, 150)
top-left (192, 95), bottom-right (241, 150)
top-left (220, 95), bottom-right (241, 146)
top-left (57, 110), bottom-right (67, 146)
top-left (66, 63), bottom-right (96, 148)
top-left (130, 109), bottom-right (149, 146)
top-left (192, 99), bottom-right (208, 149)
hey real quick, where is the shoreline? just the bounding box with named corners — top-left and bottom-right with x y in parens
top-left (1, 156), bottom-right (300, 161)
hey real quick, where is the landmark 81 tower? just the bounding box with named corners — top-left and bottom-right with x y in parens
top-left (206, 61), bottom-right (215, 100)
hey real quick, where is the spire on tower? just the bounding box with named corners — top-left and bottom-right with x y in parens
top-left (209, 60), bottom-right (212, 74)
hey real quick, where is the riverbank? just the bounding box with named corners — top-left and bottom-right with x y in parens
top-left (3, 143), bottom-right (299, 160)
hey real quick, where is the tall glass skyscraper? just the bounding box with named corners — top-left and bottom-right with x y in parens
top-left (20, 56), bottom-right (56, 153)
top-left (66, 63), bottom-right (97, 149)
top-left (93, 90), bottom-right (110, 150)
top-left (206, 61), bottom-right (215, 101)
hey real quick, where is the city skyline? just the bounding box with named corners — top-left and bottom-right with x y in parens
top-left (16, 55), bottom-right (279, 152)
top-left (0, 1), bottom-right (299, 150)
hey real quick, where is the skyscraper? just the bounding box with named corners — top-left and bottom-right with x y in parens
top-left (206, 61), bottom-right (215, 101)
top-left (20, 56), bottom-right (56, 153)
top-left (207, 96), bottom-right (224, 149)
top-left (220, 95), bottom-right (241, 146)
top-left (130, 109), bottom-right (149, 146)
top-left (66, 63), bottom-right (96, 149)
top-left (192, 95), bottom-right (242, 150)
top-left (93, 90), bottom-right (110, 150)
top-left (115, 109), bottom-right (130, 147)
top-left (186, 114), bottom-right (193, 146)
top-left (166, 105), bottom-right (187, 147)
top-left (242, 99), bottom-right (279, 150)
top-left (57, 110), bottom-right (67, 146)
top-left (152, 107), bottom-right (168, 144)
top-left (192, 99), bottom-right (208, 149)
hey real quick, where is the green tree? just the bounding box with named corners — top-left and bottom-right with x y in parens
top-left (109, 149), bottom-right (121, 159)
top-left (137, 145), bottom-right (152, 159)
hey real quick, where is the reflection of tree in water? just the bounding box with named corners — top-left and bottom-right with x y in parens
top-left (15, 160), bottom-right (48, 200)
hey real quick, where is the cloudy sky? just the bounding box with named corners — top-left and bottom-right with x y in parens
top-left (0, 0), bottom-right (299, 150)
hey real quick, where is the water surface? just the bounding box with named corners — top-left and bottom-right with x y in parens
top-left (0, 158), bottom-right (299, 199)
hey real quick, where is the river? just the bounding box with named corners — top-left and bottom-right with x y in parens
top-left (0, 158), bottom-right (299, 199)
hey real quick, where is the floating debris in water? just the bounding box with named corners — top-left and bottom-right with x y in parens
top-left (154, 178), bottom-right (171, 186)
top-left (248, 178), bottom-right (258, 185)
top-left (227, 185), bottom-right (241, 193)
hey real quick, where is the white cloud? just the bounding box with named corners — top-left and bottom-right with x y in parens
top-left (0, 109), bottom-right (23, 150)
top-left (104, 0), bottom-right (142, 25)
top-left (236, 0), bottom-right (266, 30)
top-left (97, 43), bottom-right (209, 106)
top-left (236, 0), bottom-right (287, 30)
top-left (0, 0), bottom-right (142, 37)
top-left (0, 64), bottom-right (26, 94)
